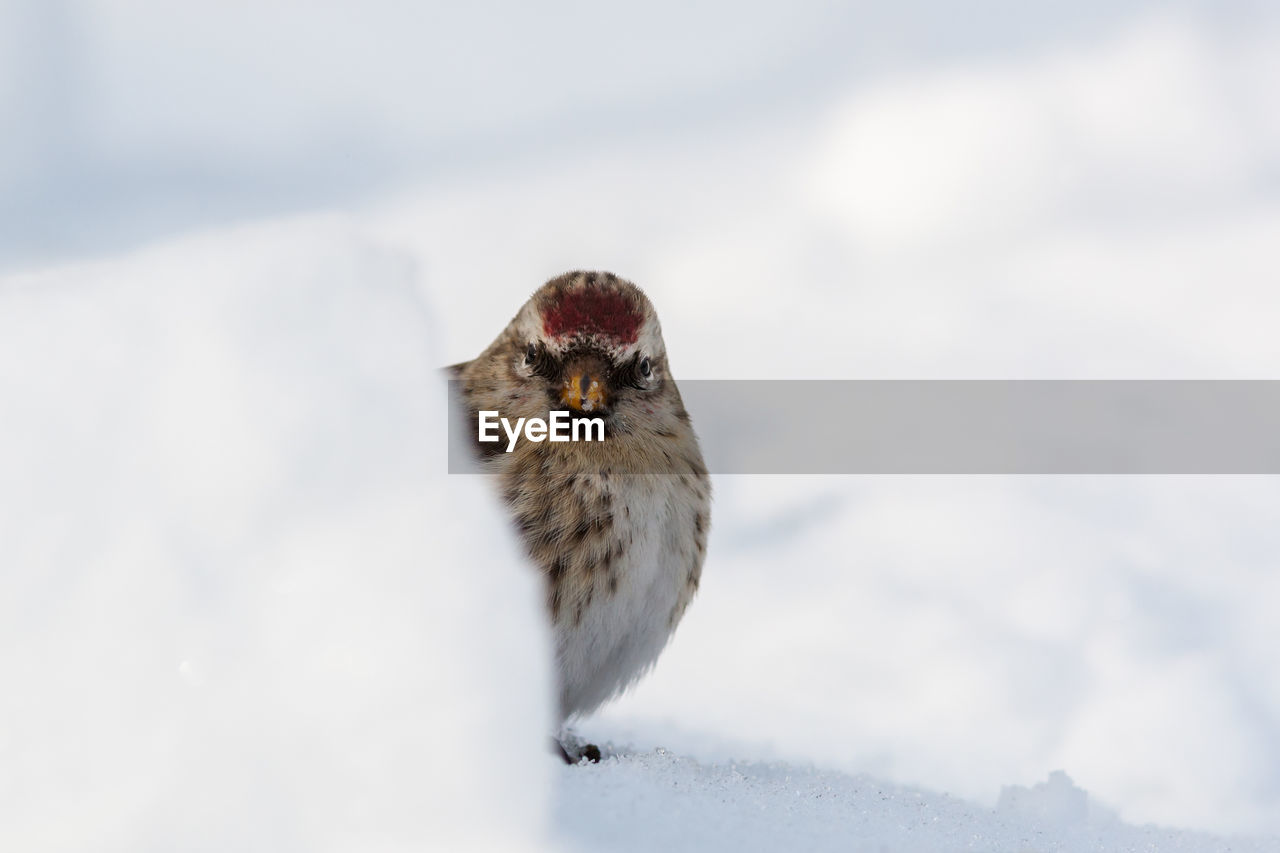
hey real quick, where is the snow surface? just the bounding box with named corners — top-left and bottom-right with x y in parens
top-left (558, 752), bottom-right (1278, 853)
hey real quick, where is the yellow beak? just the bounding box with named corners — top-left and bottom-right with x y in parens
top-left (560, 372), bottom-right (608, 412)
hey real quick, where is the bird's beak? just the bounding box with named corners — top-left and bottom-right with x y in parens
top-left (561, 370), bottom-right (608, 413)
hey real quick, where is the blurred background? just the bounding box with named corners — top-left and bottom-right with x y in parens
top-left (4, 0), bottom-right (1280, 845)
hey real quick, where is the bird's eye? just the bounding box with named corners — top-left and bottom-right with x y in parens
top-left (639, 356), bottom-right (652, 378)
top-left (525, 343), bottom-right (538, 365)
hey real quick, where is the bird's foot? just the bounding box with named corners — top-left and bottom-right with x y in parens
top-left (552, 731), bottom-right (602, 764)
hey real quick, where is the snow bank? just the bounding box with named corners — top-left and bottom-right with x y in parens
top-left (0, 217), bottom-right (552, 851)
top-left (557, 751), bottom-right (1278, 853)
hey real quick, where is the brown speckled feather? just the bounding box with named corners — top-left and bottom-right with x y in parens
top-left (455, 271), bottom-right (710, 722)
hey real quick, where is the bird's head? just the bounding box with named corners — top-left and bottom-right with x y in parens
top-left (496, 271), bottom-right (673, 430)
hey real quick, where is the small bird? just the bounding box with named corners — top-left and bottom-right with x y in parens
top-left (451, 271), bottom-right (710, 759)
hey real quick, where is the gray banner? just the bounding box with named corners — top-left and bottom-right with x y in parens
top-left (449, 381), bottom-right (1280, 474)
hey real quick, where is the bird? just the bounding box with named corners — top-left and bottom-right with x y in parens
top-left (450, 271), bottom-right (710, 761)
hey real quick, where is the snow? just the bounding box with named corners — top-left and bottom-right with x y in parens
top-left (557, 751), bottom-right (1280, 853)
top-left (0, 218), bottom-right (552, 851)
top-left (585, 477), bottom-right (1280, 835)
top-left (5, 220), bottom-right (1278, 853)
top-left (5, 3), bottom-right (1280, 851)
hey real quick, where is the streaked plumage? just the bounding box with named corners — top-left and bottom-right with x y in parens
top-left (452, 271), bottom-right (710, 741)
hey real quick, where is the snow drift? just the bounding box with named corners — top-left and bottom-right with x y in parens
top-left (0, 217), bottom-right (552, 851)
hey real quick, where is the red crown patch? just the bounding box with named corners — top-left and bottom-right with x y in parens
top-left (542, 288), bottom-right (642, 344)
